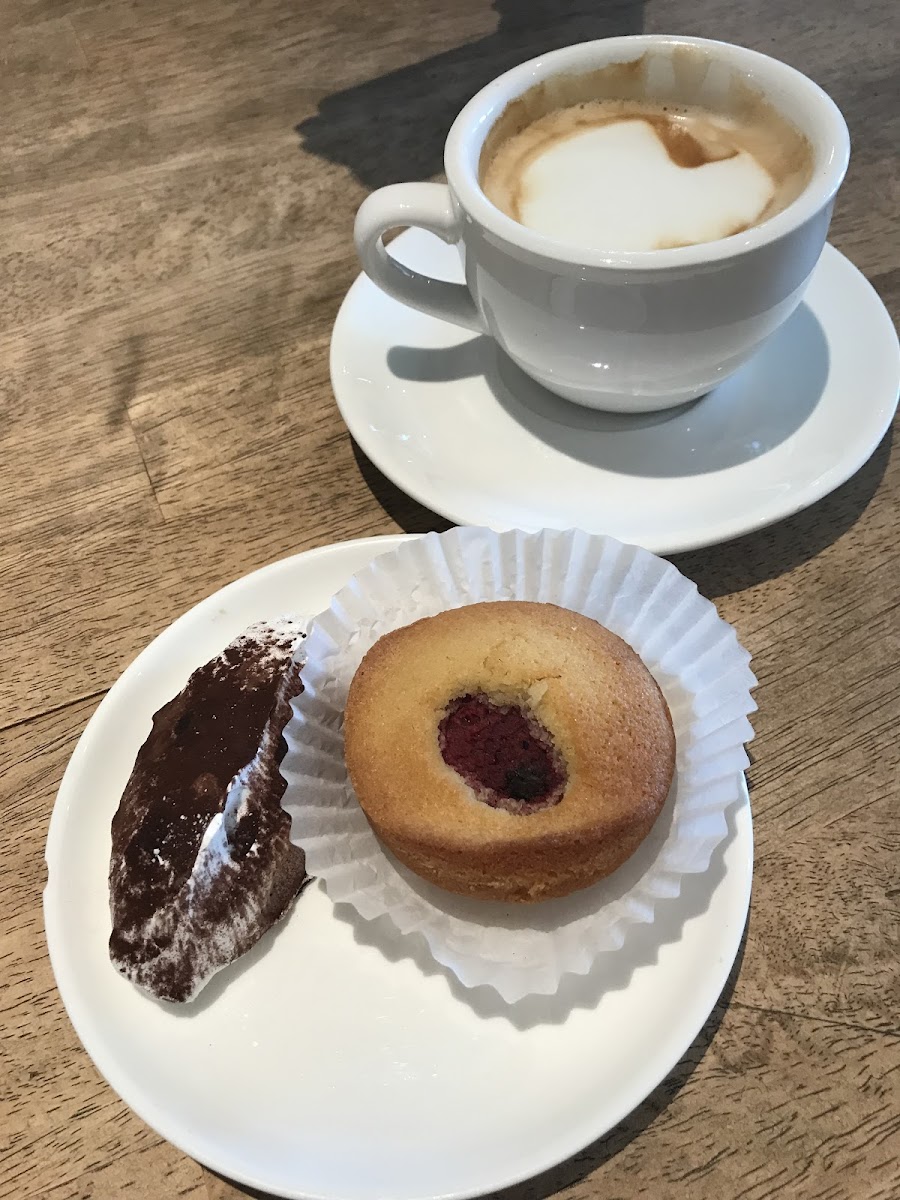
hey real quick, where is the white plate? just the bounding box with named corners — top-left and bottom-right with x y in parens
top-left (331, 231), bottom-right (899, 554)
top-left (45, 536), bottom-right (752, 1200)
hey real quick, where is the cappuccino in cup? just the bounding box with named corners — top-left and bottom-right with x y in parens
top-left (355, 36), bottom-right (848, 410)
top-left (480, 50), bottom-right (814, 252)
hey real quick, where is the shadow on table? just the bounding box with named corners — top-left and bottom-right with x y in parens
top-left (296, 0), bottom-right (646, 189)
top-left (672, 425), bottom-right (893, 598)
top-left (350, 436), bottom-right (454, 533)
top-left (349, 412), bottom-right (892, 598)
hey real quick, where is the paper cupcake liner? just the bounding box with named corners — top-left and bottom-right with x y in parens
top-left (281, 528), bottom-right (756, 1002)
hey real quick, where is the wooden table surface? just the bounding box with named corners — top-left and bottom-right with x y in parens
top-left (3, 0), bottom-right (898, 1196)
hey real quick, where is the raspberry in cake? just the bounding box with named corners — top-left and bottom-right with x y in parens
top-left (344, 601), bottom-right (675, 903)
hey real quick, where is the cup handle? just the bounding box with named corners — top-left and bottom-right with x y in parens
top-left (354, 183), bottom-right (482, 332)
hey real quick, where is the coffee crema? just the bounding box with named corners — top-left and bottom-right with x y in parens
top-left (479, 52), bottom-right (814, 253)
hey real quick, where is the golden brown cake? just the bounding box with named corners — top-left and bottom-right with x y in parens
top-left (344, 601), bottom-right (675, 903)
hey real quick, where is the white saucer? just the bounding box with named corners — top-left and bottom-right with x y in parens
top-left (45, 536), bottom-right (751, 1200)
top-left (332, 231), bottom-right (899, 553)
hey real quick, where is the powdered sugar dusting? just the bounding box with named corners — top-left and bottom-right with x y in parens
top-left (210, 616), bottom-right (308, 688)
top-left (109, 616), bottom-right (312, 1003)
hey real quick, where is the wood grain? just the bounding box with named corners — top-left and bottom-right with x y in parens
top-left (1, 0), bottom-right (898, 1196)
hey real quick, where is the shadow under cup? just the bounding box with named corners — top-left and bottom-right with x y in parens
top-left (358, 36), bottom-right (851, 414)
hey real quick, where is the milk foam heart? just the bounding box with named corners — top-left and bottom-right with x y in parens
top-left (515, 118), bottom-right (776, 251)
top-left (355, 40), bottom-right (841, 410)
top-left (480, 84), bottom-right (814, 255)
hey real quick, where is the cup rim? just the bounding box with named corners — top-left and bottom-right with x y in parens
top-left (444, 34), bottom-right (850, 271)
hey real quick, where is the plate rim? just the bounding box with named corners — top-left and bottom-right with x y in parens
top-left (44, 533), bottom-right (753, 1200)
top-left (331, 235), bottom-right (899, 555)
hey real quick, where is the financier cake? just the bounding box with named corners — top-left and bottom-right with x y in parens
top-left (344, 601), bottom-right (675, 903)
top-left (108, 618), bottom-right (311, 1002)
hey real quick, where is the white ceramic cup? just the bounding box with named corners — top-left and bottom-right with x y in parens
top-left (354, 35), bottom-right (849, 413)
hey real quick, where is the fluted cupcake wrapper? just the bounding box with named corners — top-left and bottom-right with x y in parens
top-left (281, 527), bottom-right (756, 1003)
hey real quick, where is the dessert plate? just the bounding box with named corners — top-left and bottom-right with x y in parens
top-left (45, 535), bottom-right (752, 1200)
top-left (331, 231), bottom-right (899, 554)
